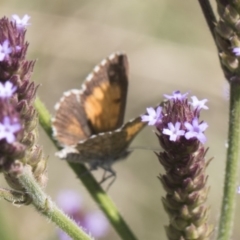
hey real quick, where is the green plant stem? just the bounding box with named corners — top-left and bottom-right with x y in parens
top-left (197, 0), bottom-right (233, 80)
top-left (217, 82), bottom-right (240, 240)
top-left (197, 0), bottom-right (217, 41)
top-left (35, 97), bottom-right (138, 240)
top-left (17, 163), bottom-right (93, 240)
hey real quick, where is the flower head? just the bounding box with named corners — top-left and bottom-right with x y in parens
top-left (0, 81), bottom-right (17, 98)
top-left (141, 106), bottom-right (162, 126)
top-left (148, 91), bottom-right (212, 238)
top-left (0, 40), bottom-right (12, 61)
top-left (164, 90), bottom-right (188, 101)
top-left (11, 14), bottom-right (30, 30)
top-left (184, 117), bottom-right (208, 143)
top-left (162, 122), bottom-right (185, 142)
top-left (0, 16), bottom-right (47, 192)
top-left (0, 116), bottom-right (21, 143)
top-left (190, 96), bottom-right (209, 111)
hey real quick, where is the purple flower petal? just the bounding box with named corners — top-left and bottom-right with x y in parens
top-left (0, 81), bottom-right (17, 98)
top-left (141, 106), bottom-right (162, 126)
top-left (164, 90), bottom-right (188, 101)
top-left (57, 190), bottom-right (83, 214)
top-left (0, 40), bottom-right (12, 61)
top-left (162, 122), bottom-right (185, 142)
top-left (184, 117), bottom-right (208, 143)
top-left (83, 211), bottom-right (109, 238)
top-left (11, 14), bottom-right (30, 29)
top-left (233, 47), bottom-right (240, 56)
top-left (190, 96), bottom-right (208, 111)
top-left (0, 116), bottom-right (21, 143)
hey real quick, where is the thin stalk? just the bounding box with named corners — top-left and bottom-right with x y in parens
top-left (35, 97), bottom-right (138, 240)
top-left (197, 0), bottom-right (217, 41)
top-left (217, 82), bottom-right (240, 240)
top-left (197, 0), bottom-right (233, 80)
top-left (17, 163), bottom-right (93, 240)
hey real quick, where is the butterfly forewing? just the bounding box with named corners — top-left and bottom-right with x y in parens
top-left (81, 53), bottom-right (128, 134)
top-left (53, 53), bottom-right (129, 147)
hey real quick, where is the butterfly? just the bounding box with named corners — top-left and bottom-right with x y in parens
top-left (52, 52), bottom-right (146, 183)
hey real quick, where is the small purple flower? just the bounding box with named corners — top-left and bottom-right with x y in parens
top-left (15, 46), bottom-right (21, 52)
top-left (141, 106), bottom-right (162, 126)
top-left (0, 81), bottom-right (17, 98)
top-left (0, 116), bottom-right (21, 143)
top-left (83, 212), bottom-right (109, 238)
top-left (184, 117), bottom-right (208, 143)
top-left (57, 190), bottom-right (109, 240)
top-left (164, 90), bottom-right (188, 101)
top-left (233, 47), bottom-right (240, 56)
top-left (162, 122), bottom-right (185, 142)
top-left (57, 190), bottom-right (83, 214)
top-left (0, 40), bottom-right (12, 61)
top-left (190, 96), bottom-right (209, 111)
top-left (11, 14), bottom-right (30, 30)
top-left (237, 186), bottom-right (240, 194)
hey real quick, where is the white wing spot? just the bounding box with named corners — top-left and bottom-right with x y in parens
top-left (54, 102), bottom-right (60, 110)
top-left (72, 89), bottom-right (81, 95)
top-left (81, 84), bottom-right (86, 92)
top-left (109, 53), bottom-right (116, 60)
top-left (101, 59), bottom-right (107, 66)
top-left (64, 91), bottom-right (72, 97)
top-left (56, 147), bottom-right (78, 159)
top-left (86, 73), bottom-right (93, 82)
top-left (94, 65), bottom-right (100, 73)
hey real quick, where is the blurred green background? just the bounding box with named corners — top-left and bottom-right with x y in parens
top-left (0, 0), bottom-right (237, 239)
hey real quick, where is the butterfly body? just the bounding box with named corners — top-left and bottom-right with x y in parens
top-left (52, 52), bottom-right (146, 179)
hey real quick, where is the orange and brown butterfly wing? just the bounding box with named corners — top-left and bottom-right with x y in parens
top-left (57, 116), bottom-right (147, 164)
top-left (52, 52), bottom-right (129, 147)
top-left (81, 52), bottom-right (128, 134)
top-left (52, 90), bottom-right (91, 147)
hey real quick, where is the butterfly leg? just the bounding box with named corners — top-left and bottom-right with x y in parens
top-left (98, 167), bottom-right (116, 191)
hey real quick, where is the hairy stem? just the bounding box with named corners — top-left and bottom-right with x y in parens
top-left (17, 164), bottom-right (93, 240)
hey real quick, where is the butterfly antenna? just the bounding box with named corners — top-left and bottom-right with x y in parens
top-left (129, 146), bottom-right (160, 151)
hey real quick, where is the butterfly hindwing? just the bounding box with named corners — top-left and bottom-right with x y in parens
top-left (56, 116), bottom-right (146, 165)
top-left (52, 90), bottom-right (91, 146)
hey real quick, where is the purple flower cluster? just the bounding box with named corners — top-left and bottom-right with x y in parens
top-left (0, 15), bottom-right (39, 175)
top-left (0, 14), bottom-right (48, 200)
top-left (57, 190), bottom-right (109, 240)
top-left (145, 91), bottom-right (213, 238)
top-left (0, 81), bottom-right (20, 144)
top-left (142, 91), bottom-right (208, 144)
